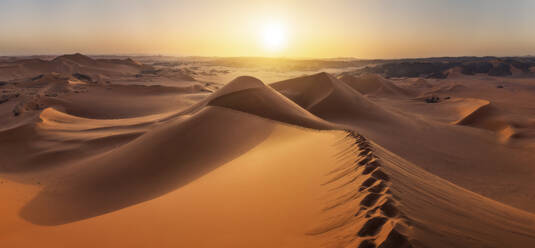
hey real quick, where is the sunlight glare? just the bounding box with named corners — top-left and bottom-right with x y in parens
top-left (260, 21), bottom-right (287, 52)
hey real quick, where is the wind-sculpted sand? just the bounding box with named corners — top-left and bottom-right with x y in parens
top-left (1, 54), bottom-right (535, 247)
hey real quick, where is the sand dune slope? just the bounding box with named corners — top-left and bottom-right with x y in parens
top-left (0, 124), bottom-right (341, 247)
top-left (19, 106), bottom-right (274, 225)
top-left (454, 101), bottom-right (535, 145)
top-left (271, 72), bottom-right (397, 123)
top-left (378, 97), bottom-right (491, 124)
top-left (372, 134), bottom-right (535, 248)
top-left (4, 125), bottom-right (535, 248)
top-left (1, 73), bottom-right (534, 248)
top-left (309, 132), bottom-right (535, 248)
top-left (10, 75), bottom-right (333, 225)
top-left (204, 76), bottom-right (335, 129)
top-left (455, 100), bottom-right (496, 127)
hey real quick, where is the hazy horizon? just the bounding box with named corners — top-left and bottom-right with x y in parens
top-left (1, 0), bottom-right (535, 58)
top-left (2, 52), bottom-right (535, 61)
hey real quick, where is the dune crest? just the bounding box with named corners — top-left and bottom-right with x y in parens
top-left (21, 106), bottom-right (275, 225)
top-left (307, 131), bottom-right (535, 248)
top-left (206, 76), bottom-right (335, 129)
top-left (272, 72), bottom-right (397, 123)
top-left (1, 66), bottom-right (535, 247)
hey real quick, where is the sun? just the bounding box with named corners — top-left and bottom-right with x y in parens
top-left (260, 21), bottom-right (287, 52)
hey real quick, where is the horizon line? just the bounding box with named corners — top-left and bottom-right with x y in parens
top-left (1, 52), bottom-right (534, 61)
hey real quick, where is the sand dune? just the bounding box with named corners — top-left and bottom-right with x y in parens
top-left (455, 100), bottom-right (496, 127)
top-left (309, 132), bottom-right (535, 248)
top-left (338, 73), bottom-right (410, 97)
top-left (455, 101), bottom-right (535, 145)
top-left (372, 96), bottom-right (490, 124)
top-left (205, 76), bottom-right (335, 129)
top-left (2, 62), bottom-right (535, 248)
top-left (20, 106), bottom-right (274, 225)
top-left (271, 72), bottom-right (397, 123)
top-left (3, 123), bottom-right (535, 247)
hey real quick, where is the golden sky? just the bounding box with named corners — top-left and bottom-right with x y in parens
top-left (1, 0), bottom-right (534, 58)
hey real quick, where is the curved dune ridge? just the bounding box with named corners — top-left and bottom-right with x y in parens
top-left (0, 53), bottom-right (151, 81)
top-left (393, 97), bottom-right (492, 124)
top-left (20, 106), bottom-right (275, 225)
top-left (271, 72), bottom-right (397, 122)
top-left (454, 100), bottom-right (494, 127)
top-left (449, 98), bottom-right (491, 124)
top-left (1, 72), bottom-right (535, 247)
top-left (454, 101), bottom-right (535, 145)
top-left (204, 76), bottom-right (335, 129)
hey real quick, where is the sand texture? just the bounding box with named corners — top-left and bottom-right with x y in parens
top-left (1, 54), bottom-right (535, 247)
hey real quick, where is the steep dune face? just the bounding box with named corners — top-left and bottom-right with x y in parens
top-left (455, 101), bottom-right (496, 127)
top-left (455, 101), bottom-right (535, 145)
top-left (271, 72), bottom-right (397, 123)
top-left (448, 98), bottom-right (491, 124)
top-left (205, 76), bottom-right (335, 129)
top-left (20, 106), bottom-right (274, 225)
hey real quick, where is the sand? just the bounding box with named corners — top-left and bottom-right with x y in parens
top-left (1, 54), bottom-right (535, 247)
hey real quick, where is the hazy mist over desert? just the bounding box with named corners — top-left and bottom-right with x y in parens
top-left (1, 1), bottom-right (535, 247)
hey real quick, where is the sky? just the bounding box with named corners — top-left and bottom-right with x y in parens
top-left (1, 0), bottom-right (534, 58)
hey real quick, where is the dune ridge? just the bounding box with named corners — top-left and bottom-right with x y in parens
top-left (271, 72), bottom-right (398, 123)
top-left (205, 76), bottom-right (335, 129)
top-left (1, 68), bottom-right (535, 247)
top-left (454, 101), bottom-right (529, 144)
top-left (307, 130), bottom-right (535, 248)
top-left (20, 106), bottom-right (275, 225)
top-left (454, 100), bottom-right (494, 127)
top-left (308, 131), bottom-right (413, 248)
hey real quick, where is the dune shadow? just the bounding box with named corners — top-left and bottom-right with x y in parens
top-left (20, 107), bottom-right (274, 225)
